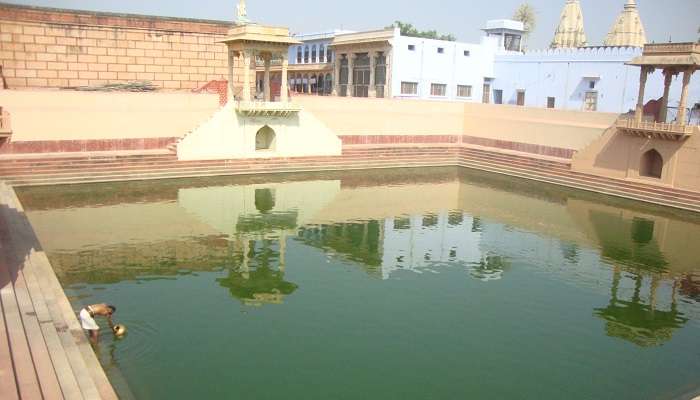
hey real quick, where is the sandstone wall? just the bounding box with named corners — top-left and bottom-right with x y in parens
top-left (0, 4), bottom-right (235, 90)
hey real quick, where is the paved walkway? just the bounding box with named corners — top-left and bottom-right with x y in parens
top-left (0, 182), bottom-right (118, 399)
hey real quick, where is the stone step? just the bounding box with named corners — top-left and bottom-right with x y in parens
top-left (0, 154), bottom-right (458, 178)
top-left (457, 159), bottom-right (700, 212)
top-left (0, 150), bottom-right (457, 171)
top-left (8, 160), bottom-right (456, 186)
top-left (457, 151), bottom-right (700, 202)
top-left (458, 154), bottom-right (700, 205)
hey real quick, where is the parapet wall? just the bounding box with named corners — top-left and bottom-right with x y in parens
top-left (0, 3), bottom-right (238, 90)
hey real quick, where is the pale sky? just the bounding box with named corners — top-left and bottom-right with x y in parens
top-left (3, 0), bottom-right (699, 49)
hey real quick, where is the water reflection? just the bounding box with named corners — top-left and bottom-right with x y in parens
top-left (16, 168), bottom-right (700, 347)
top-left (595, 267), bottom-right (687, 347)
top-left (217, 236), bottom-right (297, 306)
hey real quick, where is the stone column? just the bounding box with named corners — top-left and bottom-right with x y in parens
top-left (242, 49), bottom-right (252, 102)
top-left (385, 49), bottom-right (392, 98)
top-left (280, 53), bottom-right (289, 102)
top-left (677, 68), bottom-right (694, 125)
top-left (332, 53), bottom-right (341, 96)
top-left (227, 47), bottom-right (235, 101)
top-left (263, 54), bottom-right (271, 102)
top-left (347, 54), bottom-right (354, 97)
top-left (635, 66), bottom-right (651, 123)
top-left (369, 52), bottom-right (376, 98)
top-left (659, 69), bottom-right (674, 123)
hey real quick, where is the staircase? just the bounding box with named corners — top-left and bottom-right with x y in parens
top-left (1, 145), bottom-right (699, 213)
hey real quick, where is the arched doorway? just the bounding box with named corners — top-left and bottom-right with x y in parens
top-left (256, 125), bottom-right (276, 151)
top-left (640, 149), bottom-right (663, 179)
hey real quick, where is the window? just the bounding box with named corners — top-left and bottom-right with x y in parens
top-left (296, 47), bottom-right (302, 63)
top-left (408, 44), bottom-right (415, 51)
top-left (303, 46), bottom-right (309, 63)
top-left (431, 83), bottom-right (447, 97)
top-left (311, 45), bottom-right (317, 63)
top-left (584, 91), bottom-right (598, 111)
top-left (463, 50), bottom-right (470, 56)
top-left (457, 85), bottom-right (472, 98)
top-left (326, 49), bottom-right (333, 63)
top-left (516, 90), bottom-right (525, 106)
top-left (352, 53), bottom-right (370, 97)
top-left (401, 81), bottom-right (418, 95)
top-left (319, 45), bottom-right (325, 63)
top-left (494, 89), bottom-right (503, 104)
top-left (339, 55), bottom-right (349, 96)
top-left (589, 80), bottom-right (596, 89)
top-left (504, 34), bottom-right (522, 51)
top-left (437, 47), bottom-right (444, 54)
top-left (375, 52), bottom-right (387, 98)
top-left (547, 97), bottom-right (556, 108)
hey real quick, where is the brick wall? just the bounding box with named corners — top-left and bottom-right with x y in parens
top-left (0, 4), bottom-right (241, 90)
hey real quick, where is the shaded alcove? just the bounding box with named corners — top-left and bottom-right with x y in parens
top-left (255, 125), bottom-right (276, 151)
top-left (640, 149), bottom-right (663, 179)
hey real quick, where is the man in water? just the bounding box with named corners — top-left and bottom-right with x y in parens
top-left (79, 303), bottom-right (116, 343)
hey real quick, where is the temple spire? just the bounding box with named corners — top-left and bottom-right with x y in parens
top-left (604, 0), bottom-right (647, 47)
top-left (236, 0), bottom-right (250, 24)
top-left (551, 0), bottom-right (587, 48)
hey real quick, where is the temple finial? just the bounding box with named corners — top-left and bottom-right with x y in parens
top-left (236, 0), bottom-right (250, 24)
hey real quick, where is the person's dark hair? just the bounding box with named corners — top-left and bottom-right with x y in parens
top-left (107, 305), bottom-right (117, 313)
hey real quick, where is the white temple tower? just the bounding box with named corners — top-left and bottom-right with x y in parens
top-left (604, 0), bottom-right (647, 47)
top-left (551, 0), bottom-right (587, 49)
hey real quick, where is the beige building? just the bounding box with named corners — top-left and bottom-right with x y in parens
top-left (331, 29), bottom-right (393, 98)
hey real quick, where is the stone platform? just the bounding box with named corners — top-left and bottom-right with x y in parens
top-left (0, 182), bottom-right (118, 399)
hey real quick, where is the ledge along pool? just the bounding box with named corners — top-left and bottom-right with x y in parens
top-left (16, 167), bottom-right (700, 400)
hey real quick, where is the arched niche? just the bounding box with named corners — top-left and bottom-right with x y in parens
top-left (640, 149), bottom-right (663, 179)
top-left (255, 125), bottom-right (276, 151)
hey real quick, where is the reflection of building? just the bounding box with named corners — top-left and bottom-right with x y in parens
top-left (595, 267), bottom-right (687, 347)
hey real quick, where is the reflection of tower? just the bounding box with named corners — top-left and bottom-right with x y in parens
top-left (218, 227), bottom-right (296, 306)
top-left (594, 266), bottom-right (687, 347)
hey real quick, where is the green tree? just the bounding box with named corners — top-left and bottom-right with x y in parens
top-left (513, 3), bottom-right (537, 47)
top-left (386, 21), bottom-right (456, 42)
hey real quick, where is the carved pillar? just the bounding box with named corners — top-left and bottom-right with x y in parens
top-left (659, 69), bottom-right (674, 123)
top-left (263, 54), bottom-right (271, 102)
top-left (635, 66), bottom-right (651, 123)
top-left (280, 53), bottom-right (289, 102)
top-left (677, 68), bottom-right (693, 125)
top-left (347, 54), bottom-right (354, 97)
top-left (368, 52), bottom-right (376, 98)
top-left (242, 50), bottom-right (252, 102)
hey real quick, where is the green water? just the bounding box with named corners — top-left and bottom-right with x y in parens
top-left (16, 168), bottom-right (700, 400)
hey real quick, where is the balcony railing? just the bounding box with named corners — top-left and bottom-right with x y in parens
top-left (236, 101), bottom-right (302, 117)
top-left (616, 117), bottom-right (695, 140)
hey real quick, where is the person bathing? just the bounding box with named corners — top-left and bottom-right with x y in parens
top-left (79, 303), bottom-right (125, 342)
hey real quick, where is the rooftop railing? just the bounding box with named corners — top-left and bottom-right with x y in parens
top-left (643, 43), bottom-right (700, 54)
